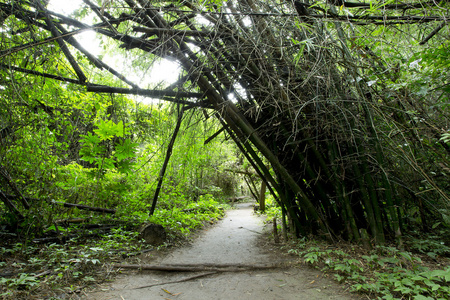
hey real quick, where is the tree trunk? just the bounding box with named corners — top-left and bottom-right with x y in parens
top-left (259, 180), bottom-right (266, 212)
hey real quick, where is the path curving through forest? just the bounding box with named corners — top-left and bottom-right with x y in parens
top-left (89, 203), bottom-right (360, 300)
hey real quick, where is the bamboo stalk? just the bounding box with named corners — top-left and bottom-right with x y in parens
top-left (361, 157), bottom-right (386, 244)
top-left (35, 2), bottom-right (87, 83)
top-left (150, 108), bottom-right (184, 216)
top-left (351, 156), bottom-right (380, 244)
top-left (330, 143), bottom-right (361, 241)
top-left (220, 118), bottom-right (306, 235)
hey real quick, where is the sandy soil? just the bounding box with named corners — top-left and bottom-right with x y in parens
top-left (87, 203), bottom-right (362, 300)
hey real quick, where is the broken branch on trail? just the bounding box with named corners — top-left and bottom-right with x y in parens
top-left (132, 272), bottom-right (217, 290)
top-left (114, 263), bottom-right (285, 273)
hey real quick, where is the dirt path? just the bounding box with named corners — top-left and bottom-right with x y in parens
top-left (88, 203), bottom-right (361, 300)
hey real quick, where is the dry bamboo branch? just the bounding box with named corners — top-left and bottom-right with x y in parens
top-left (0, 64), bottom-right (83, 85)
top-left (328, 0), bottom-right (437, 10)
top-left (114, 263), bottom-right (283, 272)
top-left (86, 85), bottom-right (205, 102)
top-left (133, 272), bottom-right (217, 289)
top-left (82, 0), bottom-right (119, 34)
top-left (204, 126), bottom-right (227, 145)
top-left (53, 23), bottom-right (139, 89)
top-left (309, 13), bottom-right (447, 23)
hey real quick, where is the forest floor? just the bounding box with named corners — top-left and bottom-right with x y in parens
top-left (86, 203), bottom-right (362, 300)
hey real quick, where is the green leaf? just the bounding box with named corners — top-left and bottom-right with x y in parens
top-left (80, 132), bottom-right (101, 145)
top-left (414, 296), bottom-right (434, 300)
top-left (94, 120), bottom-right (125, 140)
top-left (114, 138), bottom-right (138, 161)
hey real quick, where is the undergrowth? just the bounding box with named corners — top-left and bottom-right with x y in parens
top-left (1, 229), bottom-right (142, 299)
top-left (149, 195), bottom-right (227, 238)
top-left (286, 238), bottom-right (450, 300)
top-left (259, 192), bottom-right (450, 299)
top-left (0, 195), bottom-right (226, 299)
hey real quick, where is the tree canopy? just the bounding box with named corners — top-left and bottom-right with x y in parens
top-left (0, 0), bottom-right (449, 246)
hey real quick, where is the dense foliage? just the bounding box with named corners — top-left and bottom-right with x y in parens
top-left (287, 238), bottom-right (450, 300)
top-left (1, 0), bottom-right (449, 243)
top-left (0, 31), bottom-right (238, 296)
top-left (0, 0), bottom-right (449, 298)
top-left (0, 75), bottom-right (238, 228)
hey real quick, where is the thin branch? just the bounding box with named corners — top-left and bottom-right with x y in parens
top-left (204, 126), bottom-right (227, 145)
top-left (35, 2), bottom-right (87, 82)
top-left (82, 0), bottom-right (119, 34)
top-left (0, 63), bottom-right (84, 85)
top-left (308, 13), bottom-right (447, 23)
top-left (133, 272), bottom-right (217, 290)
top-left (0, 27), bottom-right (101, 59)
top-left (115, 263), bottom-right (283, 272)
top-left (133, 27), bottom-right (219, 37)
top-left (223, 168), bottom-right (257, 176)
top-left (325, 0), bottom-right (438, 10)
top-left (55, 25), bottom-right (139, 88)
top-left (420, 20), bottom-right (448, 45)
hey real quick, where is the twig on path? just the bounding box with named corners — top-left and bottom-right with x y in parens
top-left (132, 272), bottom-right (217, 290)
top-left (238, 226), bottom-right (262, 234)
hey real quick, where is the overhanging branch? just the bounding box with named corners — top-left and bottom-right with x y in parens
top-left (35, 1), bottom-right (87, 83)
top-left (0, 64), bottom-right (84, 85)
top-left (308, 13), bottom-right (447, 24)
top-left (133, 27), bottom-right (219, 37)
top-left (323, 0), bottom-right (438, 10)
top-left (86, 85), bottom-right (212, 107)
top-left (420, 20), bottom-right (448, 45)
top-left (204, 126), bottom-right (227, 145)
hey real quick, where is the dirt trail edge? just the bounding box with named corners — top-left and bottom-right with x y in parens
top-left (88, 203), bottom-right (361, 300)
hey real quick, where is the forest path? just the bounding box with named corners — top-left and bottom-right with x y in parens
top-left (88, 203), bottom-right (360, 300)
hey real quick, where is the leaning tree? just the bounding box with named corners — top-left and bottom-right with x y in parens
top-left (0, 0), bottom-right (449, 245)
